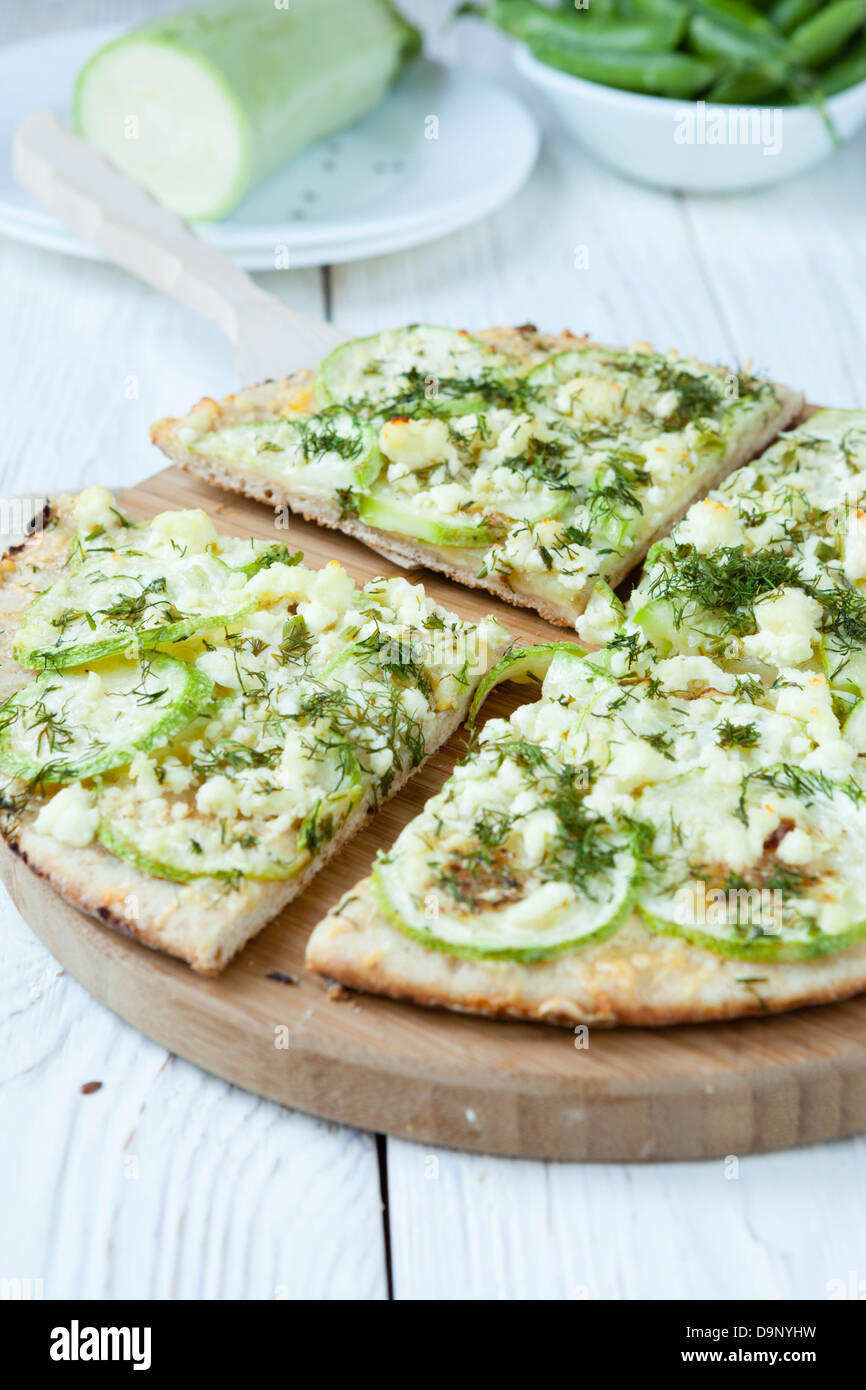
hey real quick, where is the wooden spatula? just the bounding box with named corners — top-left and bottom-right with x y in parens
top-left (13, 111), bottom-right (348, 385)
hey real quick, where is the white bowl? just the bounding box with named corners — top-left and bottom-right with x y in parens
top-left (514, 43), bottom-right (866, 193)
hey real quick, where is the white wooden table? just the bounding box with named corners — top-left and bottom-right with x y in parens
top-left (3, 2), bottom-right (866, 1302)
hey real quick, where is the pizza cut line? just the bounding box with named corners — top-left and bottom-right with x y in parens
top-left (152, 324), bottom-right (803, 634)
top-left (0, 487), bottom-right (508, 973)
top-left (306, 409), bottom-right (866, 1026)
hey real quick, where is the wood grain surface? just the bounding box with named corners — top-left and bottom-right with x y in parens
top-left (5, 462), bottom-right (866, 1163)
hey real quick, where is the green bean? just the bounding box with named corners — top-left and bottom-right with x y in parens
top-left (788, 0), bottom-right (866, 68)
top-left (630, 0), bottom-right (688, 14)
top-left (689, 0), bottom-right (779, 37)
top-left (688, 12), bottom-right (785, 62)
top-left (817, 32), bottom-right (866, 96)
top-left (563, 0), bottom-right (624, 10)
top-left (486, 0), bottom-right (687, 49)
top-left (768, 0), bottom-right (820, 35)
top-left (556, 0), bottom-right (619, 12)
top-left (529, 39), bottom-right (716, 95)
top-left (707, 67), bottom-right (784, 99)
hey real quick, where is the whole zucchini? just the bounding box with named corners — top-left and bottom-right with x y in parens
top-left (74, 0), bottom-right (420, 220)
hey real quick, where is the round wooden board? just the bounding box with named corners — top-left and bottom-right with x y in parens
top-left (6, 461), bottom-right (866, 1163)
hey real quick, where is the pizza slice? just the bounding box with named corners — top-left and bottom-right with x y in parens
top-left (0, 487), bottom-right (508, 972)
top-left (306, 639), bottom-right (866, 1026)
top-left (152, 324), bottom-right (803, 633)
top-left (628, 409), bottom-right (866, 702)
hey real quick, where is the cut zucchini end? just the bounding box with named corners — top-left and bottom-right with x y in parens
top-left (74, 37), bottom-right (249, 221)
top-left (356, 493), bottom-right (502, 549)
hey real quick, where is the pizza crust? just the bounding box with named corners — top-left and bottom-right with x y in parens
top-left (0, 498), bottom-right (74, 699)
top-left (152, 326), bottom-right (805, 628)
top-left (306, 878), bottom-right (866, 1027)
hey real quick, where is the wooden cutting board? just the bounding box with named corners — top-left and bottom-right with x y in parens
top-left (4, 460), bottom-right (866, 1163)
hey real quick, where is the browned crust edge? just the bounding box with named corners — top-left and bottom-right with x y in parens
top-left (305, 887), bottom-right (866, 1030)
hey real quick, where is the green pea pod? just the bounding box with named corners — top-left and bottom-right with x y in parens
top-left (690, 0), bottom-right (780, 36)
top-left (630, 0), bottom-right (688, 15)
top-left (817, 32), bottom-right (866, 95)
top-left (529, 40), bottom-right (717, 95)
top-left (768, 0), bottom-right (821, 34)
top-left (486, 0), bottom-right (687, 49)
top-left (688, 11), bottom-right (786, 62)
top-left (788, 0), bottom-right (866, 68)
top-left (557, 0), bottom-right (619, 11)
top-left (707, 67), bottom-right (785, 100)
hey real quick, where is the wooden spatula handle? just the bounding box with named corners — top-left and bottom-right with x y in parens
top-left (13, 110), bottom-right (340, 355)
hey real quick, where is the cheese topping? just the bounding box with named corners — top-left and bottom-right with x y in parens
top-left (4, 492), bottom-right (507, 887)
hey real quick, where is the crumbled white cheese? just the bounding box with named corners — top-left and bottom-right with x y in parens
top-left (742, 587), bottom-right (823, 668)
top-left (195, 774), bottom-right (240, 818)
top-left (676, 498), bottom-right (744, 552)
top-left (247, 560), bottom-right (314, 605)
top-left (34, 784), bottom-right (99, 847)
top-left (576, 583), bottom-right (623, 647)
top-left (776, 827), bottom-right (815, 866)
top-left (554, 376), bottom-right (624, 422)
top-left (70, 486), bottom-right (117, 535)
top-left (149, 508), bottom-right (217, 555)
top-left (652, 654), bottom-right (737, 694)
top-left (843, 507), bottom-right (866, 583)
top-left (379, 417), bottom-right (456, 471)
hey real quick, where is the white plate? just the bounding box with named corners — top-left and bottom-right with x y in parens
top-left (0, 197), bottom-right (498, 272)
top-left (0, 25), bottom-right (539, 267)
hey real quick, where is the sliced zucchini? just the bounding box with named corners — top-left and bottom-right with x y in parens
top-left (234, 542), bottom-right (303, 579)
top-left (527, 345), bottom-right (631, 390)
top-left (798, 409), bottom-right (866, 447)
top-left (97, 812), bottom-right (310, 883)
top-left (96, 752), bottom-right (364, 883)
top-left (315, 325), bottom-right (511, 415)
top-left (527, 345), bottom-right (728, 431)
top-left (358, 476), bottom-right (569, 550)
top-left (371, 841), bottom-right (636, 962)
top-left (191, 408), bottom-right (382, 492)
top-left (14, 552), bottom-right (254, 670)
top-left (630, 598), bottom-right (683, 657)
top-left (0, 656), bottom-right (212, 783)
top-left (640, 903), bottom-right (866, 964)
top-left (844, 698), bottom-right (866, 752)
top-left (469, 641), bottom-right (587, 722)
top-left (356, 493), bottom-right (507, 548)
top-left (640, 785), bottom-right (866, 962)
top-left (821, 634), bottom-right (866, 699)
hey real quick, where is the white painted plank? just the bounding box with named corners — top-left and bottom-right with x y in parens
top-left (387, 1137), bottom-right (866, 1300)
top-left (680, 130), bottom-right (866, 408)
top-left (0, 240), bottom-right (326, 499)
top-left (0, 891), bottom-right (387, 1299)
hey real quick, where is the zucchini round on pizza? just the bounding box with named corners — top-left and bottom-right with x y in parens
top-left (0, 487), bottom-right (508, 974)
top-left (307, 644), bottom-right (866, 1025)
